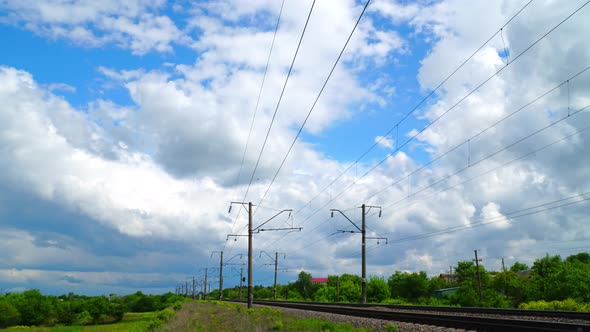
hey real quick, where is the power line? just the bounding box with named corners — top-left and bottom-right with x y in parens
top-left (276, 107), bottom-right (590, 258)
top-left (388, 192), bottom-right (590, 244)
top-left (226, 0), bottom-right (286, 252)
top-left (376, 103), bottom-right (590, 215)
top-left (353, 66), bottom-right (589, 208)
top-left (242, 0), bottom-right (317, 202)
top-left (292, 1), bottom-right (589, 228)
top-left (281, 66), bottom-right (590, 253)
top-left (386, 123), bottom-right (590, 216)
top-left (287, 0), bottom-right (536, 222)
top-left (254, 0), bottom-right (373, 211)
top-left (227, 0), bottom-right (316, 255)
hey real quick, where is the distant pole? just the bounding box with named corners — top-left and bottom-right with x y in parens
top-left (192, 276), bottom-right (196, 299)
top-left (204, 268), bottom-right (208, 299)
top-left (473, 250), bottom-right (483, 305)
top-left (227, 201), bottom-right (297, 308)
top-left (329, 205), bottom-right (383, 305)
top-left (502, 257), bottom-right (506, 295)
top-left (337, 276), bottom-right (340, 302)
top-left (185, 281), bottom-right (189, 297)
top-left (239, 267), bottom-right (244, 299)
top-left (273, 252), bottom-right (279, 299)
top-left (248, 201), bottom-right (253, 308)
top-left (220, 251), bottom-right (224, 300)
top-left (449, 266), bottom-right (453, 283)
top-left (361, 204), bottom-right (367, 304)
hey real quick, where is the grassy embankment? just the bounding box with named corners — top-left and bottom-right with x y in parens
top-left (3, 312), bottom-right (156, 332)
top-left (3, 301), bottom-right (379, 332)
top-left (160, 301), bottom-right (373, 332)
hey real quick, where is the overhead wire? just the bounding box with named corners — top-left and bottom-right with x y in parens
top-left (385, 123), bottom-right (590, 216)
top-left (226, 0), bottom-right (316, 254)
top-left (225, 0), bottom-right (286, 252)
top-left (374, 102), bottom-right (590, 216)
top-left (242, 0), bottom-right (317, 201)
top-left (351, 193), bottom-right (590, 263)
top-left (274, 62), bottom-right (590, 256)
top-left (291, 0), bottom-right (590, 231)
top-left (286, 0), bottom-right (536, 221)
top-left (352, 65), bottom-right (590, 208)
top-left (278, 103), bottom-right (590, 258)
top-left (254, 0), bottom-right (373, 211)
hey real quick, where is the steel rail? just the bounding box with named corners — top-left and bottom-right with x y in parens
top-left (230, 300), bottom-right (590, 331)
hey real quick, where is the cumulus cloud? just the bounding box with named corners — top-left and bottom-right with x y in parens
top-left (0, 0), bottom-right (183, 54)
top-left (375, 135), bottom-right (395, 149)
top-left (0, 0), bottom-right (589, 295)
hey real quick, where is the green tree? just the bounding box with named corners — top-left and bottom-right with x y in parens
top-left (529, 254), bottom-right (563, 301)
top-left (338, 274), bottom-right (361, 303)
top-left (565, 252), bottom-right (590, 265)
top-left (450, 261), bottom-right (493, 307)
top-left (388, 271), bottom-right (429, 301)
top-left (0, 298), bottom-right (20, 328)
top-left (292, 271), bottom-right (314, 299)
top-left (9, 290), bottom-right (54, 326)
top-left (85, 296), bottom-right (109, 324)
top-left (367, 276), bottom-right (390, 303)
top-left (559, 259), bottom-right (590, 302)
top-left (509, 262), bottom-right (529, 272)
top-left (314, 285), bottom-right (337, 302)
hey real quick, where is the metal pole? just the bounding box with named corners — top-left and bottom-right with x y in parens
top-left (361, 203), bottom-right (366, 304)
top-left (204, 268), bottom-right (208, 299)
top-left (248, 202), bottom-right (253, 308)
top-left (219, 251), bottom-right (224, 300)
top-left (192, 276), bottom-right (196, 299)
top-left (239, 267), bottom-right (243, 299)
top-left (273, 252), bottom-right (278, 300)
top-left (474, 250), bottom-right (483, 305)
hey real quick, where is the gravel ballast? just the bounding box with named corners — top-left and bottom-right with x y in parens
top-left (257, 304), bottom-right (474, 332)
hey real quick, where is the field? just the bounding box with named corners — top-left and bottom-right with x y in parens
top-left (160, 301), bottom-right (371, 332)
top-left (2, 301), bottom-right (373, 332)
top-left (4, 312), bottom-right (156, 332)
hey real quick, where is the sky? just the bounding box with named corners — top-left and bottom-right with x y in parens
top-left (0, 0), bottom-right (589, 296)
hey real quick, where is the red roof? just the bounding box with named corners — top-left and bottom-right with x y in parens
top-left (311, 278), bottom-right (329, 283)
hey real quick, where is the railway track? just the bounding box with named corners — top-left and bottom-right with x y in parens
top-left (232, 300), bottom-right (590, 331)
top-left (292, 300), bottom-right (590, 321)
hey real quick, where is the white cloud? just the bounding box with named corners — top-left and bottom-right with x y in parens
top-left (0, 0), bottom-right (182, 55)
top-left (0, 0), bottom-right (589, 294)
top-left (375, 135), bottom-right (394, 149)
top-left (47, 82), bottom-right (76, 93)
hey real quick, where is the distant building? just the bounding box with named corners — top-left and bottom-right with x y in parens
top-left (438, 273), bottom-right (457, 283)
top-left (514, 269), bottom-right (532, 278)
top-left (311, 278), bottom-right (329, 284)
top-left (433, 287), bottom-right (459, 299)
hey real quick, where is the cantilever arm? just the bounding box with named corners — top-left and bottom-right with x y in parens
top-left (253, 209), bottom-right (292, 232)
top-left (330, 209), bottom-right (362, 232)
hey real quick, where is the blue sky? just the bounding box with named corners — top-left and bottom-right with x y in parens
top-left (0, 0), bottom-right (589, 295)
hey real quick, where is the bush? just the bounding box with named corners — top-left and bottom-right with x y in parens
top-left (519, 299), bottom-right (590, 311)
top-left (0, 299), bottom-right (21, 327)
top-left (109, 303), bottom-right (125, 322)
top-left (173, 301), bottom-right (183, 311)
top-left (148, 318), bottom-right (162, 331)
top-left (385, 323), bottom-right (399, 332)
top-left (272, 320), bottom-right (284, 331)
top-left (76, 310), bottom-right (92, 325)
top-left (157, 308), bottom-right (176, 321)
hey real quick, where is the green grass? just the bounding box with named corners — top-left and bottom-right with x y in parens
top-left (5, 312), bottom-right (156, 332)
top-left (160, 301), bottom-right (372, 332)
